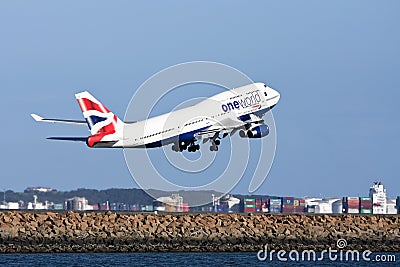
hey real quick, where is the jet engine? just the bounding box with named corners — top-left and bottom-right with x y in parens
top-left (239, 124), bottom-right (269, 138)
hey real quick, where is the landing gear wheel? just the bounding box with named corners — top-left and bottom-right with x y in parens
top-left (172, 144), bottom-right (179, 152)
top-left (179, 144), bottom-right (187, 152)
top-left (214, 140), bottom-right (220, 145)
top-left (188, 145), bottom-right (199, 152)
top-left (210, 145), bottom-right (218, 151)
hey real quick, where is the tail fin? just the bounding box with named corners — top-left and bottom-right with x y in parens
top-left (75, 91), bottom-right (123, 136)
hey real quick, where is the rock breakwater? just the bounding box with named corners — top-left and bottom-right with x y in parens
top-left (0, 211), bottom-right (399, 253)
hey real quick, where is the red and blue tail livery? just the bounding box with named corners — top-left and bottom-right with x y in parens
top-left (75, 92), bottom-right (123, 147)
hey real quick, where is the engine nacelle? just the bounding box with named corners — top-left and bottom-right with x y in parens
top-left (239, 124), bottom-right (269, 138)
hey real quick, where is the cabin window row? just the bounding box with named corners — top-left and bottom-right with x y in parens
top-left (139, 128), bottom-right (174, 139)
top-left (229, 94), bottom-right (242, 100)
top-left (184, 118), bottom-right (204, 126)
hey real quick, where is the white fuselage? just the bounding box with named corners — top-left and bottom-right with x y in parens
top-left (107, 83), bottom-right (280, 148)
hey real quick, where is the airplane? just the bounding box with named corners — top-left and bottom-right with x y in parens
top-left (31, 83), bottom-right (280, 152)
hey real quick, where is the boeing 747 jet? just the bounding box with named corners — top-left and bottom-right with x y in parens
top-left (31, 83), bottom-right (280, 152)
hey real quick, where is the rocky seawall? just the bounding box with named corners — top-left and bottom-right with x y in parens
top-left (0, 211), bottom-right (399, 253)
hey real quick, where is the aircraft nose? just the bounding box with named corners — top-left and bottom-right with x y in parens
top-left (270, 88), bottom-right (280, 102)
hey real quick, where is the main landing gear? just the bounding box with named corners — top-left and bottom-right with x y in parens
top-left (172, 140), bottom-right (200, 152)
top-left (171, 137), bottom-right (221, 152)
top-left (188, 144), bottom-right (200, 152)
top-left (209, 139), bottom-right (220, 151)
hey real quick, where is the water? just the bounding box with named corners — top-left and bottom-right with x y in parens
top-left (0, 253), bottom-right (398, 266)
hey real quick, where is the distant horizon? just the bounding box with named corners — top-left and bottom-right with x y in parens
top-left (3, 182), bottom-right (398, 199)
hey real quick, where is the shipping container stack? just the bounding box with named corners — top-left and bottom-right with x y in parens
top-left (243, 198), bottom-right (256, 213)
top-left (130, 204), bottom-right (141, 212)
top-left (110, 202), bottom-right (131, 211)
top-left (141, 205), bottom-right (153, 212)
top-left (90, 204), bottom-right (99, 211)
top-left (282, 197), bottom-right (295, 213)
top-left (343, 197), bottom-right (360, 214)
top-left (99, 203), bottom-right (109, 211)
top-left (53, 203), bottom-right (64, 210)
top-left (182, 203), bottom-right (190, 213)
top-left (294, 199), bottom-right (306, 213)
top-left (269, 197), bottom-right (282, 213)
top-left (359, 197), bottom-right (373, 214)
top-left (261, 198), bottom-right (269, 213)
top-left (255, 199), bottom-right (262, 212)
top-left (217, 203), bottom-right (229, 212)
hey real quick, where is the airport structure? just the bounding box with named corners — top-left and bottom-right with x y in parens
top-left (1, 182), bottom-right (399, 215)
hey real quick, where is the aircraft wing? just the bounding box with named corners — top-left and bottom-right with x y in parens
top-left (247, 114), bottom-right (264, 124)
top-left (31, 113), bottom-right (87, 125)
top-left (195, 114), bottom-right (266, 141)
top-left (195, 117), bottom-right (246, 138)
top-left (47, 137), bottom-right (87, 141)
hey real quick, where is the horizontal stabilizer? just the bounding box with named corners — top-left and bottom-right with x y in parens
top-left (47, 137), bottom-right (87, 142)
top-left (31, 114), bottom-right (86, 125)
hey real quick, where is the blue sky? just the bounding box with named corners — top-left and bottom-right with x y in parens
top-left (1, 1), bottom-right (399, 197)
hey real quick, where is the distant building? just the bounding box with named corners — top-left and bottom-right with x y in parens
top-left (24, 187), bottom-right (55, 193)
top-left (386, 198), bottom-right (397, 214)
top-left (65, 197), bottom-right (89, 211)
top-left (154, 193), bottom-right (183, 212)
top-left (369, 182), bottom-right (387, 214)
top-left (0, 202), bottom-right (19, 209)
top-left (26, 195), bottom-right (48, 210)
top-left (305, 198), bottom-right (340, 214)
top-left (332, 199), bottom-right (343, 214)
top-left (6, 202), bottom-right (20, 209)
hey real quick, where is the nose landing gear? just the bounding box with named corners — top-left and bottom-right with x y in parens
top-left (209, 139), bottom-right (220, 151)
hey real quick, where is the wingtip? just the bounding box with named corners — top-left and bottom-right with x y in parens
top-left (31, 113), bottom-right (43, 121)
